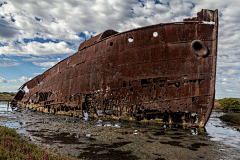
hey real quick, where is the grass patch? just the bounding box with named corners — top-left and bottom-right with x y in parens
top-left (0, 92), bottom-right (16, 96)
top-left (0, 92), bottom-right (16, 101)
top-left (220, 113), bottom-right (240, 125)
top-left (0, 98), bottom-right (12, 101)
top-left (0, 96), bottom-right (14, 101)
top-left (0, 126), bottom-right (77, 159)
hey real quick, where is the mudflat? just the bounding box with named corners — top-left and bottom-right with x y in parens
top-left (1, 103), bottom-right (239, 160)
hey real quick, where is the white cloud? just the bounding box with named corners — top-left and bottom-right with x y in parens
top-left (0, 26), bottom-right (18, 38)
top-left (0, 77), bottom-right (7, 83)
top-left (18, 76), bottom-right (32, 83)
top-left (22, 57), bottom-right (50, 62)
top-left (7, 79), bottom-right (18, 83)
top-left (33, 73), bottom-right (42, 75)
top-left (0, 58), bottom-right (20, 67)
top-left (0, 84), bottom-right (20, 92)
top-left (0, 0), bottom-right (239, 98)
top-left (0, 41), bottom-right (75, 57)
top-left (33, 61), bottom-right (58, 68)
top-left (0, 77), bottom-right (18, 83)
top-left (32, 58), bottom-right (61, 67)
top-left (22, 57), bottom-right (62, 68)
top-left (22, 57), bottom-right (61, 68)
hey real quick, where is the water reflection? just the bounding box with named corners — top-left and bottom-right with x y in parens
top-left (4, 122), bottom-right (26, 128)
top-left (1, 102), bottom-right (240, 158)
top-left (96, 120), bottom-right (121, 128)
top-left (0, 101), bottom-right (13, 112)
top-left (206, 111), bottom-right (240, 149)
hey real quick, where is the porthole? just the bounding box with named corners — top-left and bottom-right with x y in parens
top-left (153, 32), bottom-right (158, 37)
top-left (128, 36), bottom-right (133, 42)
top-left (191, 40), bottom-right (208, 57)
top-left (110, 42), bottom-right (113, 46)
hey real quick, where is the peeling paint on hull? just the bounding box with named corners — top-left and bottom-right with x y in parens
top-left (14, 9), bottom-right (218, 127)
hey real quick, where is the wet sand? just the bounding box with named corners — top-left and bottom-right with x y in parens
top-left (1, 102), bottom-right (240, 160)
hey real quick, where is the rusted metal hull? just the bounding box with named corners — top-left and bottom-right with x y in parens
top-left (15, 9), bottom-right (218, 127)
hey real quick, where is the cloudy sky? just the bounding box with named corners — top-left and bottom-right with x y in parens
top-left (0, 0), bottom-right (239, 99)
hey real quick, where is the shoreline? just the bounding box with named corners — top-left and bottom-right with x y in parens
top-left (0, 96), bottom-right (14, 101)
top-left (1, 103), bottom-right (233, 160)
top-left (219, 113), bottom-right (240, 126)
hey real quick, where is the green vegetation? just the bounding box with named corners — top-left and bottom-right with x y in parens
top-left (218, 98), bottom-right (240, 111)
top-left (0, 92), bottom-right (16, 101)
top-left (220, 113), bottom-right (240, 125)
top-left (0, 92), bottom-right (16, 96)
top-left (0, 126), bottom-right (77, 160)
top-left (0, 98), bottom-right (12, 101)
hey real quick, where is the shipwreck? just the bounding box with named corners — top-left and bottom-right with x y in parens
top-left (14, 9), bottom-right (218, 127)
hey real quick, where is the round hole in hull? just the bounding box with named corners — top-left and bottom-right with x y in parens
top-left (128, 36), bottom-right (133, 42)
top-left (153, 32), bottom-right (158, 37)
top-left (191, 40), bottom-right (208, 57)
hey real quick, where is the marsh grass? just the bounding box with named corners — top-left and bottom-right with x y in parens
top-left (0, 126), bottom-right (77, 160)
top-left (220, 113), bottom-right (240, 125)
top-left (0, 92), bottom-right (15, 101)
top-left (0, 98), bottom-right (12, 101)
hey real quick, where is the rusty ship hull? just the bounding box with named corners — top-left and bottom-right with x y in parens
top-left (15, 9), bottom-right (218, 127)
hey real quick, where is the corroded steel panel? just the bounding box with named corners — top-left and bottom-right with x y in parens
top-left (15, 9), bottom-right (218, 127)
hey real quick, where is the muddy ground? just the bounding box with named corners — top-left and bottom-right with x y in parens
top-left (0, 95), bottom-right (14, 101)
top-left (1, 103), bottom-right (239, 160)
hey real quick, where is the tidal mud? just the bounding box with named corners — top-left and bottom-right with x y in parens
top-left (0, 102), bottom-right (240, 160)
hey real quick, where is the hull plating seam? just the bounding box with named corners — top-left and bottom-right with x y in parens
top-left (14, 9), bottom-right (218, 128)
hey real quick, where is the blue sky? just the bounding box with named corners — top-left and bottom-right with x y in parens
top-left (0, 0), bottom-right (240, 99)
